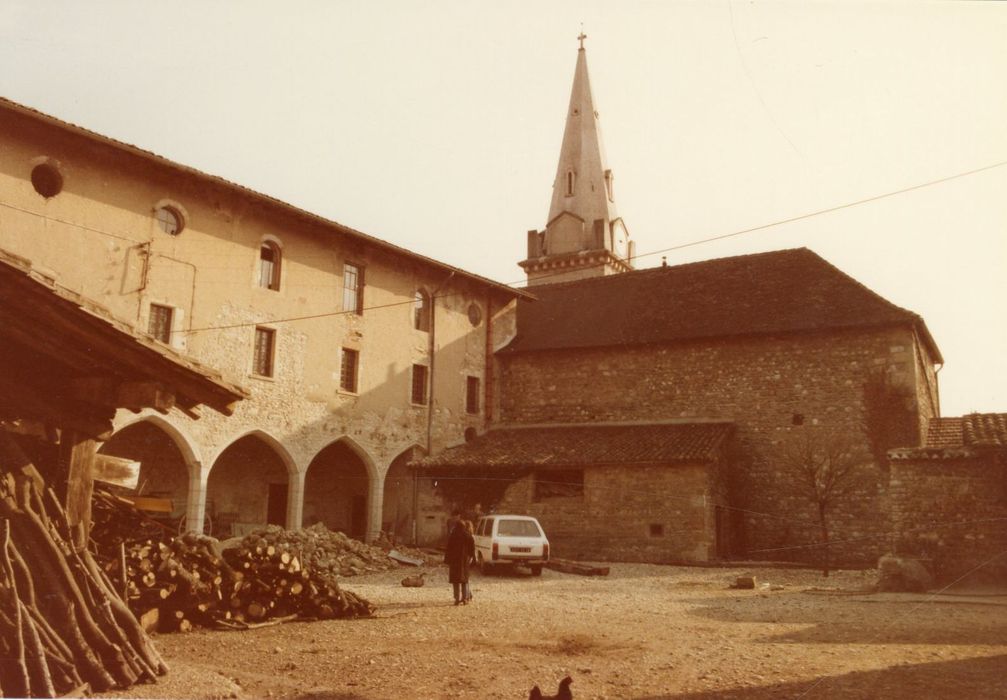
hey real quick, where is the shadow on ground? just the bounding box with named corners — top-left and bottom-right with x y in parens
top-left (632, 653), bottom-right (1007, 699)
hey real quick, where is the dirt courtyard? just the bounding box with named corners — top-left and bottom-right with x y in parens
top-left (105, 563), bottom-right (1007, 700)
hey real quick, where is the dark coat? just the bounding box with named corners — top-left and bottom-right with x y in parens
top-left (444, 525), bottom-right (475, 584)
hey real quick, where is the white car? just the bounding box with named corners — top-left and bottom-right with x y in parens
top-left (473, 514), bottom-right (550, 576)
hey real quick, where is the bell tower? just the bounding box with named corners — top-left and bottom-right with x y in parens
top-left (520, 33), bottom-right (634, 286)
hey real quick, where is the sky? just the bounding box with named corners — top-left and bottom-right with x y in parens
top-left (1, 1), bottom-right (1005, 416)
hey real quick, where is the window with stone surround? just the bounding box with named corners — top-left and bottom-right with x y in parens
top-left (533, 469), bottom-right (583, 501)
top-left (259, 241), bottom-right (281, 291)
top-left (411, 364), bottom-right (428, 405)
top-left (465, 376), bottom-right (480, 414)
top-left (343, 262), bottom-right (364, 314)
top-left (340, 348), bottom-right (359, 393)
top-left (253, 327), bottom-right (276, 377)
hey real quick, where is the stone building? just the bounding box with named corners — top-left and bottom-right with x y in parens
top-left (889, 413), bottom-right (1007, 583)
top-left (0, 96), bottom-right (524, 545)
top-left (419, 41), bottom-right (947, 566)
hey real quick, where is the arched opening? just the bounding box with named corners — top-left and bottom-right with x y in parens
top-left (208, 434), bottom-right (290, 533)
top-left (259, 241), bottom-right (281, 291)
top-left (382, 448), bottom-right (418, 543)
top-left (100, 420), bottom-right (190, 523)
top-left (413, 289), bottom-right (431, 332)
top-left (303, 440), bottom-right (371, 539)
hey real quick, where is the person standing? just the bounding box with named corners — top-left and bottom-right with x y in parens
top-left (444, 515), bottom-right (475, 605)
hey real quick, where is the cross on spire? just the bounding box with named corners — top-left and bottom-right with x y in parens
top-left (578, 31), bottom-right (587, 50)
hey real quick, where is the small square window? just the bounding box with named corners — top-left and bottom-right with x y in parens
top-left (253, 327), bottom-right (276, 377)
top-left (649, 523), bottom-right (665, 537)
top-left (411, 364), bottom-right (428, 405)
top-left (340, 348), bottom-right (359, 393)
top-left (148, 304), bottom-right (173, 344)
top-left (465, 376), bottom-right (480, 414)
top-left (343, 263), bottom-right (364, 315)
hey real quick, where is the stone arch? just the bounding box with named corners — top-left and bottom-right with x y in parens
top-left (208, 430), bottom-right (295, 534)
top-left (100, 416), bottom-right (199, 526)
top-left (303, 437), bottom-right (377, 539)
top-left (382, 444), bottom-right (422, 544)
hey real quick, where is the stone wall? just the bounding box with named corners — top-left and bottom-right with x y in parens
top-left (494, 461), bottom-right (725, 563)
top-left (890, 455), bottom-right (1007, 584)
top-left (498, 326), bottom-right (932, 566)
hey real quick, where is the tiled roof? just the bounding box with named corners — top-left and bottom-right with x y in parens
top-left (0, 247), bottom-right (248, 418)
top-left (892, 412), bottom-right (1007, 460)
top-left (503, 248), bottom-right (941, 362)
top-left (414, 422), bottom-right (734, 469)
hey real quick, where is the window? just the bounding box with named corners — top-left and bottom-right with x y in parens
top-left (148, 304), bottom-right (173, 343)
top-left (466, 376), bottom-right (480, 414)
top-left (31, 162), bottom-right (63, 198)
top-left (259, 242), bottom-right (281, 291)
top-left (533, 469), bottom-right (584, 501)
top-left (413, 290), bottom-right (431, 331)
top-left (604, 169), bottom-right (614, 202)
top-left (565, 169), bottom-right (575, 196)
top-left (467, 302), bottom-right (482, 327)
top-left (411, 364), bottom-right (428, 405)
top-left (340, 348), bottom-right (359, 393)
top-left (343, 263), bottom-right (364, 314)
top-left (253, 327), bottom-right (275, 377)
top-left (155, 206), bottom-right (183, 235)
top-left (649, 523), bottom-right (665, 537)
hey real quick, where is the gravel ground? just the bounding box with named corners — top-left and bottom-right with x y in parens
top-left (101, 563), bottom-right (1007, 700)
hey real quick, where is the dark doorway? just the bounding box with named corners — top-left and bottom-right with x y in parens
top-left (267, 483), bottom-right (288, 526)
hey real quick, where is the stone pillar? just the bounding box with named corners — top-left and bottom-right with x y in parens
top-left (366, 466), bottom-right (385, 542)
top-left (185, 461), bottom-right (206, 534)
top-left (286, 468), bottom-right (305, 530)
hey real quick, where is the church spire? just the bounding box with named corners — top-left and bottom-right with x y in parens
top-left (520, 35), bottom-right (633, 286)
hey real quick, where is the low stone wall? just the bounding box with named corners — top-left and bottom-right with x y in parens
top-left (889, 454), bottom-right (1007, 584)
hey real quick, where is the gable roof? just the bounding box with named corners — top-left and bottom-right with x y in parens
top-left (413, 421), bottom-right (734, 470)
top-left (0, 247), bottom-right (248, 437)
top-left (0, 96), bottom-right (529, 302)
top-left (502, 248), bottom-right (941, 361)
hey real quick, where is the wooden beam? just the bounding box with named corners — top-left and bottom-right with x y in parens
top-left (115, 381), bottom-right (175, 412)
top-left (62, 431), bottom-right (99, 550)
top-left (91, 454), bottom-right (140, 489)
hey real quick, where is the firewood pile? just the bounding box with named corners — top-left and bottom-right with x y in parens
top-left (0, 447), bottom-right (167, 697)
top-left (104, 527), bottom-right (376, 633)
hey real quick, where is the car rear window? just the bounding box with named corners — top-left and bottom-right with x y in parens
top-left (496, 519), bottom-right (542, 537)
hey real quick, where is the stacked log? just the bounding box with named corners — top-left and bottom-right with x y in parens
top-left (106, 529), bottom-right (374, 632)
top-left (0, 436), bottom-right (166, 697)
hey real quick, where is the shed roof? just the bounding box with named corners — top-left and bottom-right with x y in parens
top-left (503, 248), bottom-right (941, 362)
top-left (0, 247), bottom-right (248, 438)
top-left (890, 412), bottom-right (1007, 460)
top-left (413, 421), bottom-right (734, 470)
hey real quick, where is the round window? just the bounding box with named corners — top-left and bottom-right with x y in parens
top-left (31, 163), bottom-right (63, 198)
top-left (155, 206), bottom-right (184, 235)
top-left (467, 303), bottom-right (483, 327)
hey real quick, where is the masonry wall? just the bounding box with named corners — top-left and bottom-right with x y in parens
top-left (890, 455), bottom-right (1007, 584)
top-left (0, 105), bottom-right (516, 540)
top-left (498, 327), bottom-right (930, 566)
top-left (494, 462), bottom-right (725, 563)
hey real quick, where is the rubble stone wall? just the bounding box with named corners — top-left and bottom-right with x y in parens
top-left (495, 461), bottom-right (724, 563)
top-left (890, 455), bottom-right (1007, 584)
top-left (498, 325), bottom-right (930, 566)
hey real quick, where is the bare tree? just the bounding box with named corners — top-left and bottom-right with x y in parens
top-left (781, 430), bottom-right (863, 577)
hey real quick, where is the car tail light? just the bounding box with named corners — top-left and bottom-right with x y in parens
top-left (543, 543), bottom-right (549, 560)
top-left (492, 542), bottom-right (499, 561)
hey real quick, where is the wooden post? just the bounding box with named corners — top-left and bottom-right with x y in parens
top-left (63, 431), bottom-right (99, 550)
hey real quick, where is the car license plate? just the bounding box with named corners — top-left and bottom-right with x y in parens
top-left (510, 547), bottom-right (531, 553)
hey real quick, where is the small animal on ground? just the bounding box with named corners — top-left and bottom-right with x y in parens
top-left (400, 572), bottom-right (426, 587)
top-left (529, 675), bottom-right (573, 700)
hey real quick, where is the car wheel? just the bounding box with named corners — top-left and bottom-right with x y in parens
top-left (478, 555), bottom-right (494, 575)
top-left (530, 564), bottom-right (543, 576)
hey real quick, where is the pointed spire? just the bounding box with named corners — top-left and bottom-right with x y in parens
top-left (545, 36), bottom-right (619, 231)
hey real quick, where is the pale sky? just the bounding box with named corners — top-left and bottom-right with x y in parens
top-left (1, 1), bottom-right (1005, 417)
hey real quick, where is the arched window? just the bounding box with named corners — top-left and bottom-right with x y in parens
top-left (259, 241), bottom-right (281, 291)
top-left (565, 170), bottom-right (576, 197)
top-left (414, 289), bottom-right (431, 332)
